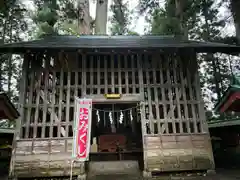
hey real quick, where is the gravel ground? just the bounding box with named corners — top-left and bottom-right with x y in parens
top-left (87, 169), bottom-right (240, 180)
top-left (12, 168), bottom-right (240, 179)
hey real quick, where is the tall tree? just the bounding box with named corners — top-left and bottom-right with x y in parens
top-left (32, 0), bottom-right (59, 38)
top-left (148, 0), bottom-right (231, 113)
top-left (175, 0), bottom-right (188, 39)
top-left (196, 0), bottom-right (230, 109)
top-left (95, 0), bottom-right (108, 34)
top-left (148, 0), bottom-right (200, 38)
top-left (56, 0), bottom-right (80, 35)
top-left (77, 0), bottom-right (92, 34)
top-left (150, 1), bottom-right (181, 35)
top-left (229, 0), bottom-right (240, 43)
top-left (0, 0), bottom-right (27, 101)
top-left (110, 0), bottom-right (130, 35)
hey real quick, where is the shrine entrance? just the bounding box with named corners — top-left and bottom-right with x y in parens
top-left (86, 95), bottom-right (144, 176)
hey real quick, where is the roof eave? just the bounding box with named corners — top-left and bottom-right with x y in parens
top-left (0, 93), bottom-right (20, 120)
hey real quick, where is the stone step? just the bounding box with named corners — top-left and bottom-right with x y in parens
top-left (87, 174), bottom-right (143, 180)
top-left (88, 160), bottom-right (140, 176)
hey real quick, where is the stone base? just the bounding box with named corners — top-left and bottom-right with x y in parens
top-left (77, 174), bottom-right (87, 180)
top-left (206, 169), bottom-right (216, 175)
top-left (88, 160), bottom-right (139, 176)
top-left (143, 170), bottom-right (152, 178)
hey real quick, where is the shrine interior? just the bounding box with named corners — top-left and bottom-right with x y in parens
top-left (89, 103), bottom-right (143, 168)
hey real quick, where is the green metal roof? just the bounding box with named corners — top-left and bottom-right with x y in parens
top-left (0, 128), bottom-right (14, 134)
top-left (208, 118), bottom-right (240, 128)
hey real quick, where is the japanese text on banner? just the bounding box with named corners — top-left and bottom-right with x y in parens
top-left (77, 107), bottom-right (89, 159)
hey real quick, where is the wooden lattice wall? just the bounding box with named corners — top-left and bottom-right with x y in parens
top-left (19, 51), bottom-right (207, 139)
top-left (11, 50), bottom-right (214, 178)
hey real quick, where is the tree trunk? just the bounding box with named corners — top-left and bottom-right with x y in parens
top-left (77, 0), bottom-right (91, 34)
top-left (7, 14), bottom-right (13, 98)
top-left (95, 0), bottom-right (108, 34)
top-left (0, 18), bottom-right (8, 91)
top-left (230, 0), bottom-right (240, 43)
top-left (175, 0), bottom-right (188, 40)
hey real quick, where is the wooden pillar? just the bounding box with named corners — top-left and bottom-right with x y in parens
top-left (160, 54), bottom-right (168, 134)
top-left (137, 53), bottom-right (149, 176)
top-left (41, 57), bottom-right (50, 138)
top-left (17, 54), bottom-right (30, 139)
top-left (10, 53), bottom-right (29, 178)
top-left (82, 53), bottom-right (87, 96)
top-left (152, 54), bottom-right (160, 133)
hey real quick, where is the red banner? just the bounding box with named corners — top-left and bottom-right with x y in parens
top-left (73, 98), bottom-right (92, 161)
top-left (77, 107), bottom-right (89, 159)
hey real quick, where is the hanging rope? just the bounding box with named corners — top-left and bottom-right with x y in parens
top-left (92, 104), bottom-right (140, 113)
top-left (93, 104), bottom-right (141, 126)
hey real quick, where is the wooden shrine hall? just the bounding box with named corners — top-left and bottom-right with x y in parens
top-left (0, 92), bottom-right (19, 179)
top-left (210, 75), bottom-right (240, 169)
top-left (215, 75), bottom-right (240, 113)
top-left (0, 35), bottom-right (240, 179)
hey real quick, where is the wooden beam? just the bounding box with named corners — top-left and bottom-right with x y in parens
top-left (83, 94), bottom-right (142, 103)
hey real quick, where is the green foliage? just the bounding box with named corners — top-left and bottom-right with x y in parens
top-left (138, 0), bottom-right (160, 15)
top-left (150, 8), bottom-right (181, 35)
top-left (127, 31), bottom-right (139, 35)
top-left (229, 0), bottom-right (240, 42)
top-left (110, 0), bottom-right (138, 35)
top-left (57, 0), bottom-right (80, 35)
top-left (191, 0), bottom-right (224, 41)
top-left (0, 0), bottom-right (27, 104)
top-left (32, 0), bottom-right (59, 38)
top-left (194, 0), bottom-right (230, 108)
top-left (57, 20), bottom-right (79, 35)
top-left (110, 0), bottom-right (131, 35)
top-left (60, 0), bottom-right (78, 20)
top-left (146, 0), bottom-right (234, 116)
top-left (149, 0), bottom-right (201, 36)
top-left (0, 0), bottom-right (26, 128)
